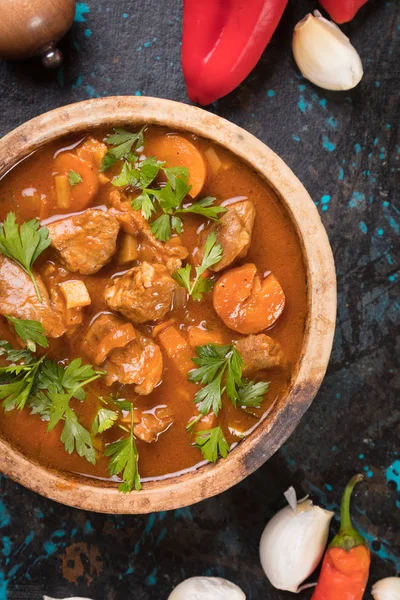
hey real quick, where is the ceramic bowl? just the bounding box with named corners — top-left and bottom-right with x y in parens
top-left (0, 97), bottom-right (336, 513)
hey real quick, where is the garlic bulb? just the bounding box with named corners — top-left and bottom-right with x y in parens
top-left (168, 576), bottom-right (246, 599)
top-left (292, 10), bottom-right (363, 90)
top-left (372, 577), bottom-right (400, 600)
top-left (259, 486), bottom-right (334, 592)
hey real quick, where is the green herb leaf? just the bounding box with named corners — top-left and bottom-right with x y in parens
top-left (173, 232), bottom-right (222, 301)
top-left (0, 355), bottom-right (45, 411)
top-left (188, 343), bottom-right (268, 416)
top-left (92, 407), bottom-right (118, 435)
top-left (104, 405), bottom-right (141, 492)
top-left (150, 214), bottom-right (172, 242)
top-left (178, 197), bottom-right (227, 221)
top-left (5, 316), bottom-right (48, 352)
top-left (62, 406), bottom-right (96, 464)
top-left (194, 426), bottom-right (230, 463)
top-left (101, 127), bottom-right (145, 172)
top-left (237, 380), bottom-right (270, 407)
top-left (163, 166), bottom-right (189, 189)
top-left (138, 157), bottom-right (163, 188)
top-left (111, 162), bottom-right (139, 188)
top-left (131, 190), bottom-right (157, 220)
top-left (68, 170), bottom-right (83, 186)
top-left (0, 213), bottom-right (51, 302)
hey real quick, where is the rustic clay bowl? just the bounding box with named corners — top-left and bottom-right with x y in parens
top-left (0, 97), bottom-right (336, 514)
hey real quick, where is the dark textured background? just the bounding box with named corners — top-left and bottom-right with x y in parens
top-left (0, 0), bottom-right (399, 598)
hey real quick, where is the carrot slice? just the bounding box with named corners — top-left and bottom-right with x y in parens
top-left (53, 152), bottom-right (99, 211)
top-left (157, 325), bottom-right (194, 375)
top-left (144, 135), bottom-right (207, 198)
top-left (187, 326), bottom-right (224, 347)
top-left (213, 263), bottom-right (285, 334)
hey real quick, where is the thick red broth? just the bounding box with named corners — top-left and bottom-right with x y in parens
top-left (0, 126), bottom-right (307, 489)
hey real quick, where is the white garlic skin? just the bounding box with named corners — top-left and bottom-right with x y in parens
top-left (260, 496), bottom-right (334, 593)
top-left (168, 576), bottom-right (246, 599)
top-left (372, 577), bottom-right (400, 600)
top-left (292, 10), bottom-right (363, 90)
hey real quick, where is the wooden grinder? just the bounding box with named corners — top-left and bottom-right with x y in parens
top-left (0, 0), bottom-right (76, 67)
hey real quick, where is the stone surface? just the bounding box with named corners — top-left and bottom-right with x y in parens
top-left (0, 0), bottom-right (398, 598)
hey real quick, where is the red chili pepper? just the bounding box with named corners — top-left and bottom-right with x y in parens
top-left (312, 474), bottom-right (371, 600)
top-left (181, 0), bottom-right (288, 106)
top-left (318, 0), bottom-right (369, 24)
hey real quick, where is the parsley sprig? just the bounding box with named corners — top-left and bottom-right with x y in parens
top-left (101, 127), bottom-right (145, 172)
top-left (194, 426), bottom-right (230, 463)
top-left (0, 213), bottom-right (51, 302)
top-left (188, 343), bottom-right (270, 416)
top-left (104, 402), bottom-right (141, 493)
top-left (173, 232), bottom-right (222, 301)
top-left (68, 170), bottom-right (82, 186)
top-left (5, 316), bottom-right (48, 352)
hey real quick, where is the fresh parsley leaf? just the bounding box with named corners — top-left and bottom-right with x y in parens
top-left (150, 214), bottom-right (172, 242)
top-left (188, 343), bottom-right (268, 416)
top-left (62, 406), bottom-right (96, 464)
top-left (111, 161), bottom-right (139, 188)
top-left (68, 170), bottom-right (83, 186)
top-left (0, 355), bottom-right (45, 411)
top-left (178, 197), bottom-right (227, 221)
top-left (163, 166), bottom-right (189, 188)
top-left (28, 390), bottom-right (52, 420)
top-left (138, 157), bottom-right (163, 188)
top-left (5, 316), bottom-right (48, 352)
top-left (173, 232), bottom-right (222, 301)
top-left (132, 190), bottom-right (157, 220)
top-left (194, 426), bottom-right (229, 463)
top-left (101, 127), bottom-right (145, 172)
top-left (92, 407), bottom-right (118, 435)
top-left (0, 213), bottom-right (51, 302)
top-left (237, 380), bottom-right (270, 407)
top-left (104, 404), bottom-right (141, 492)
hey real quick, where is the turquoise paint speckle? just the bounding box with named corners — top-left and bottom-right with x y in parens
top-left (0, 501), bottom-right (10, 528)
top-left (322, 135), bottom-right (336, 152)
top-left (321, 194), bottom-right (331, 211)
top-left (354, 143), bottom-right (361, 154)
top-left (363, 466), bottom-right (374, 477)
top-left (267, 90), bottom-right (275, 97)
top-left (84, 520), bottom-right (93, 535)
top-left (85, 85), bottom-right (98, 98)
top-left (385, 215), bottom-right (399, 234)
top-left (135, 90), bottom-right (142, 96)
top-left (0, 571), bottom-right (7, 599)
top-left (359, 453), bottom-right (365, 459)
top-left (326, 116), bottom-right (337, 129)
top-left (292, 135), bottom-right (300, 142)
top-left (362, 170), bottom-right (371, 177)
top-left (338, 167), bottom-right (344, 181)
top-left (144, 41), bottom-right (151, 48)
top-left (84, 28), bottom-right (92, 38)
top-left (74, 2), bottom-right (90, 22)
top-left (146, 567), bottom-right (157, 585)
top-left (373, 137), bottom-right (379, 145)
top-left (375, 81), bottom-right (381, 87)
top-left (144, 513), bottom-right (156, 535)
top-left (388, 274), bottom-right (397, 282)
top-left (386, 460), bottom-right (400, 489)
top-left (1, 537), bottom-right (11, 557)
top-left (349, 191), bottom-right (365, 209)
top-left (325, 484), bottom-right (333, 491)
top-left (359, 221), bottom-right (368, 234)
top-left (123, 13), bottom-right (129, 18)
top-left (386, 123), bottom-right (391, 129)
top-left (320, 98), bottom-right (327, 108)
top-left (298, 95), bottom-right (311, 114)
top-left (298, 84), bottom-right (306, 92)
top-left (72, 74), bottom-right (83, 89)
top-left (43, 541), bottom-right (57, 556)
top-left (377, 228), bottom-right (384, 236)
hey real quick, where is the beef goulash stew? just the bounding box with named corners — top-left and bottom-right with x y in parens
top-left (0, 126), bottom-right (307, 492)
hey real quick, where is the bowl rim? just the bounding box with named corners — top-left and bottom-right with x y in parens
top-left (0, 96), bottom-right (336, 514)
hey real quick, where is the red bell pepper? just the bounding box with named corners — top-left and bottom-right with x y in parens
top-left (318, 0), bottom-right (369, 23)
top-left (311, 475), bottom-right (371, 600)
top-left (182, 0), bottom-right (288, 106)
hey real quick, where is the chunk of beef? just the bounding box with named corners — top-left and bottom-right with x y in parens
top-left (235, 334), bottom-right (285, 374)
top-left (41, 263), bottom-right (87, 334)
top-left (108, 190), bottom-right (188, 272)
top-left (46, 208), bottom-right (120, 275)
top-left (199, 200), bottom-right (255, 272)
top-left (81, 313), bottom-right (137, 365)
top-left (133, 406), bottom-right (173, 443)
top-left (104, 332), bottom-right (163, 395)
top-left (0, 256), bottom-right (65, 338)
top-left (104, 262), bottom-right (176, 323)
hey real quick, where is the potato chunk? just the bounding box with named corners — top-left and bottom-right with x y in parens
top-left (59, 280), bottom-right (91, 309)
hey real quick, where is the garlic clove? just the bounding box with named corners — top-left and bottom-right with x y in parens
top-left (292, 10), bottom-right (363, 90)
top-left (168, 576), bottom-right (246, 599)
top-left (371, 577), bottom-right (400, 600)
top-left (260, 491), bottom-right (334, 593)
